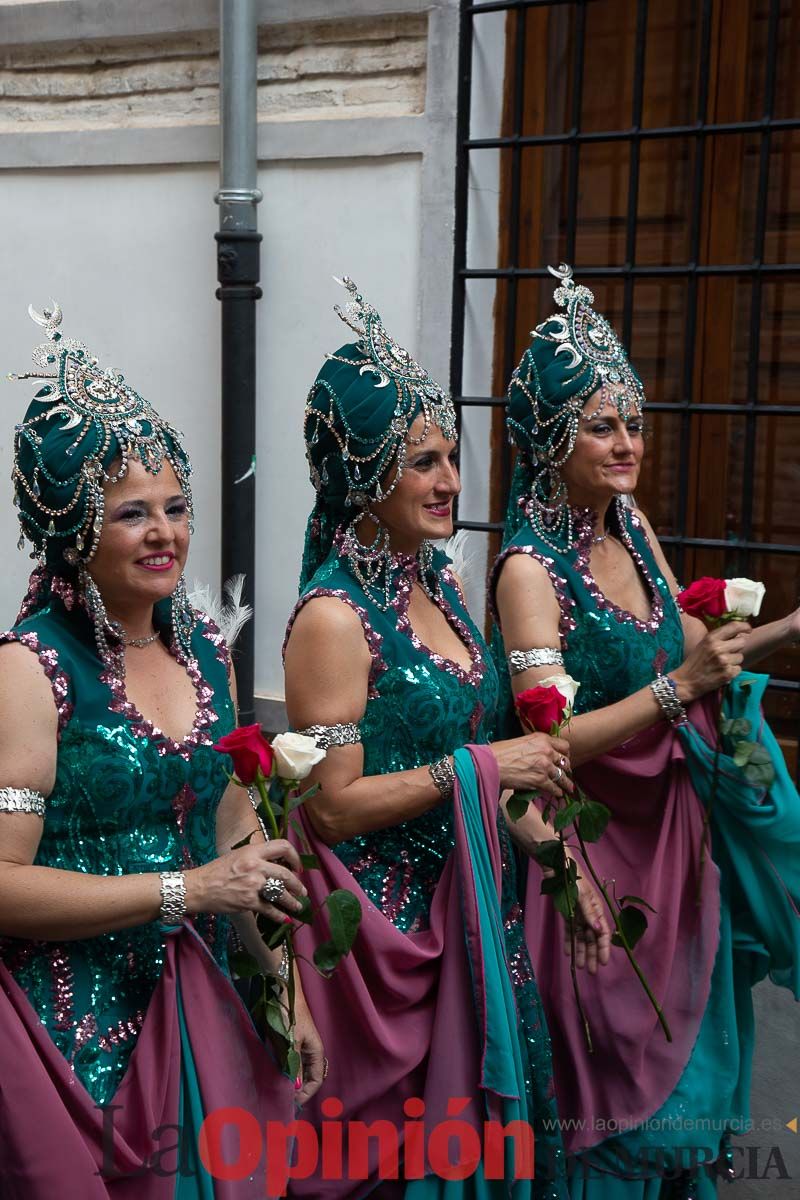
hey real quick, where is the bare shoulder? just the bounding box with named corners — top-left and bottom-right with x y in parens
top-left (0, 641), bottom-right (58, 794)
top-left (285, 594), bottom-right (371, 726)
top-left (0, 641), bottom-right (58, 717)
top-left (286, 593), bottom-right (369, 650)
top-left (495, 549), bottom-right (559, 610)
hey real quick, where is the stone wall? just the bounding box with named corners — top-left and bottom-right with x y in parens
top-left (0, 12), bottom-right (427, 133)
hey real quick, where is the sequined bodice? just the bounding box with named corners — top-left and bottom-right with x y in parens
top-left (496, 503), bottom-right (685, 719)
top-left (290, 543), bottom-right (499, 932)
top-left (0, 596), bottom-right (234, 1105)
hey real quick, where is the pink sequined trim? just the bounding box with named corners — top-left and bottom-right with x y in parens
top-left (283, 588), bottom-right (386, 699)
top-left (100, 640), bottom-right (218, 761)
top-left (573, 508), bottom-right (665, 636)
top-left (72, 1012), bottom-right (98, 1056)
top-left (391, 561), bottom-right (486, 688)
top-left (0, 630), bottom-right (73, 736)
top-left (14, 567), bottom-right (49, 624)
top-left (50, 945), bottom-right (74, 1032)
top-left (98, 1009), bottom-right (145, 1054)
top-left (201, 615), bottom-right (232, 679)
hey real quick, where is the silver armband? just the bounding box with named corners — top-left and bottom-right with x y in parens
top-left (297, 723), bottom-right (361, 750)
top-left (159, 871), bottom-right (187, 926)
top-left (650, 675), bottom-right (687, 726)
top-left (277, 943), bottom-right (290, 983)
top-left (429, 756), bottom-right (455, 800)
top-left (507, 648), bottom-right (564, 676)
top-left (0, 787), bottom-right (45, 817)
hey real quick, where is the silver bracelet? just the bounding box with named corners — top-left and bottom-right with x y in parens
top-left (0, 787), bottom-right (45, 817)
top-left (507, 648), bottom-right (564, 676)
top-left (429, 756), bottom-right (455, 800)
top-left (297, 722), bottom-right (361, 750)
top-left (159, 871), bottom-right (187, 925)
top-left (277, 943), bottom-right (290, 983)
top-left (650, 675), bottom-right (687, 725)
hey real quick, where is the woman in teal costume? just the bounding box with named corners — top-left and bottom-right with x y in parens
top-left (282, 277), bottom-right (610, 1200)
top-left (0, 303), bottom-right (321, 1198)
top-left (490, 265), bottom-right (800, 1198)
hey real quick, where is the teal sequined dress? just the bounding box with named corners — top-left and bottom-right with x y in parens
top-left (494, 500), bottom-right (685, 733)
top-left (0, 574), bottom-right (234, 1107)
top-left (491, 501), bottom-right (762, 1199)
top-left (289, 532), bottom-right (568, 1197)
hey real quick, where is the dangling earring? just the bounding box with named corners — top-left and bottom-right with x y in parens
top-left (416, 539), bottom-right (438, 601)
top-left (78, 564), bottom-right (123, 670)
top-left (169, 573), bottom-right (196, 658)
top-left (528, 461), bottom-right (572, 551)
top-left (340, 509), bottom-right (396, 611)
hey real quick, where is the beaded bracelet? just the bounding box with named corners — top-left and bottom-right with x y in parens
top-left (650, 674), bottom-right (687, 725)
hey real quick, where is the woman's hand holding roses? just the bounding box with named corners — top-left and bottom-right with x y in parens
top-left (671, 622), bottom-right (752, 703)
top-left (490, 733), bottom-right (573, 799)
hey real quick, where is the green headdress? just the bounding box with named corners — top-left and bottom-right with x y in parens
top-left (300, 276), bottom-right (457, 592)
top-left (504, 263), bottom-right (645, 550)
top-left (11, 302), bottom-right (193, 569)
top-left (9, 302), bottom-right (196, 662)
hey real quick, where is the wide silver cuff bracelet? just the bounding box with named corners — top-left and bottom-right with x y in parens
top-left (507, 648), bottom-right (565, 676)
top-left (297, 723), bottom-right (361, 750)
top-left (0, 787), bottom-right (45, 817)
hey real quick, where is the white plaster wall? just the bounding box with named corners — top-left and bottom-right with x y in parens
top-left (255, 153), bottom-right (421, 699)
top-left (0, 163), bottom-right (222, 629)
top-left (0, 155), bottom-right (423, 706)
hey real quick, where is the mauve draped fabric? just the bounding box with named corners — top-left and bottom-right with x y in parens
top-left (0, 923), bottom-right (294, 1199)
top-left (289, 744), bottom-right (508, 1200)
top-left (524, 699), bottom-right (721, 1155)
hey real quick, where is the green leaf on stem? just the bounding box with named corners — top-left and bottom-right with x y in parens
top-left (611, 904), bottom-right (648, 950)
top-left (312, 889), bottom-right (362, 975)
top-left (720, 717), bottom-right (751, 738)
top-left (506, 791), bottom-right (533, 823)
top-left (231, 829), bottom-right (261, 851)
top-left (299, 853), bottom-right (320, 870)
top-left (229, 951), bottom-right (261, 979)
top-left (618, 894), bottom-right (657, 914)
top-left (576, 800), bottom-right (611, 843)
top-left (553, 800), bottom-right (582, 832)
top-left (287, 1048), bottom-right (302, 1082)
top-left (290, 819), bottom-right (312, 854)
top-left (294, 782), bottom-right (321, 803)
top-left (530, 838), bottom-right (564, 872)
top-left (541, 873), bottom-right (579, 920)
top-left (294, 895), bottom-right (314, 926)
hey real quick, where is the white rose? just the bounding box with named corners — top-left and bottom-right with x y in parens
top-left (271, 732), bottom-right (327, 781)
top-left (538, 673), bottom-right (581, 718)
top-left (724, 578), bottom-right (765, 619)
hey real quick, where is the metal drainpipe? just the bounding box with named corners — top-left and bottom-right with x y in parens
top-left (215, 0), bottom-right (261, 725)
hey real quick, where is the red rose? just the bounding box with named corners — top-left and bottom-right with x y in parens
top-left (213, 724), bottom-right (275, 784)
top-left (515, 685), bottom-right (568, 734)
top-left (676, 577), bottom-right (727, 623)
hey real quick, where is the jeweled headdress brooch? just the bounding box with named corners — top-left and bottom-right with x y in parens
top-left (9, 302), bottom-right (193, 566)
top-left (304, 276), bottom-right (457, 511)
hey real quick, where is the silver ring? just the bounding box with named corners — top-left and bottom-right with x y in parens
top-left (552, 766), bottom-right (563, 783)
top-left (260, 876), bottom-right (284, 904)
top-left (559, 756), bottom-right (567, 769)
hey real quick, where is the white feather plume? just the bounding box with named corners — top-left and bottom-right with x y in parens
top-left (188, 574), bottom-right (252, 647)
top-left (437, 529), bottom-right (483, 605)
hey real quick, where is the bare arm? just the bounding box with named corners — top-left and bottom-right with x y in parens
top-left (0, 644), bottom-right (305, 941)
top-left (284, 595), bottom-right (572, 846)
top-left (495, 546), bottom-right (750, 769)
